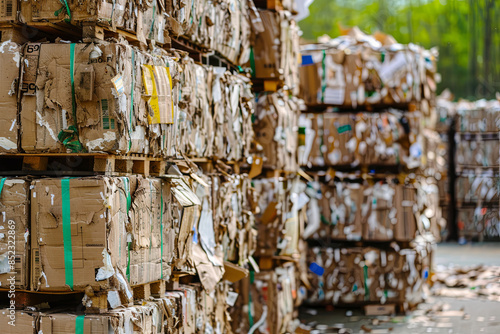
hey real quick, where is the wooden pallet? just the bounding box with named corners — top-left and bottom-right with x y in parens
top-left (0, 153), bottom-right (168, 177)
top-left (0, 289), bottom-right (83, 309)
top-left (84, 279), bottom-right (168, 314)
top-left (257, 255), bottom-right (299, 271)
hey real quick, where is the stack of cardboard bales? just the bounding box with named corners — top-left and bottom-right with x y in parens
top-left (454, 99), bottom-right (500, 241)
top-left (298, 28), bottom-right (438, 309)
top-left (0, 1), bottom-right (271, 333)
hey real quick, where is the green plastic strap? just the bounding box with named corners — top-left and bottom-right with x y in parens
top-left (321, 49), bottom-right (326, 104)
top-left (0, 178), bottom-right (6, 198)
top-left (160, 183), bottom-right (164, 280)
top-left (250, 47), bottom-right (256, 78)
top-left (363, 264), bottom-right (369, 301)
top-left (75, 315), bottom-right (84, 334)
top-left (128, 50), bottom-right (135, 152)
top-left (55, 0), bottom-right (71, 22)
top-left (248, 270), bottom-right (254, 327)
top-left (61, 179), bottom-right (74, 290)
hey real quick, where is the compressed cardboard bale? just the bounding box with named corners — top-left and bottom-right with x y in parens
top-left (20, 42), bottom-right (178, 156)
top-left (0, 309), bottom-right (36, 333)
top-left (306, 245), bottom-right (430, 306)
top-left (178, 285), bottom-right (197, 334)
top-left (30, 176), bottom-right (171, 295)
top-left (0, 41), bottom-right (21, 153)
top-left (19, 0), bottom-right (168, 44)
top-left (300, 28), bottom-right (438, 108)
top-left (394, 184), bottom-right (419, 242)
top-left (210, 174), bottom-right (257, 266)
top-left (161, 292), bottom-right (184, 334)
top-left (211, 69), bottom-right (254, 162)
top-left (0, 178), bottom-right (30, 290)
top-left (167, 175), bottom-right (201, 272)
top-left (253, 178), bottom-right (300, 258)
top-left (253, 93), bottom-right (299, 171)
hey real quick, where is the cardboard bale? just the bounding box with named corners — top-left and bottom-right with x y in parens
top-left (0, 41), bottom-right (21, 153)
top-left (455, 175), bottom-right (500, 204)
top-left (19, 0), bottom-right (168, 44)
top-left (362, 183), bottom-right (397, 241)
top-left (0, 178), bottom-right (30, 290)
top-left (231, 265), bottom-right (297, 334)
top-left (456, 140), bottom-right (500, 168)
top-left (161, 292), bottom-right (184, 334)
top-left (30, 176), bottom-right (172, 297)
top-left (253, 178), bottom-right (301, 258)
top-left (306, 245), bottom-right (430, 305)
top-left (394, 184), bottom-right (419, 242)
top-left (166, 174), bottom-right (201, 272)
top-left (253, 93), bottom-right (299, 171)
top-left (298, 113), bottom-right (325, 167)
top-left (304, 181), bottom-right (363, 241)
top-left (322, 114), bottom-right (357, 166)
top-left (211, 174), bottom-right (257, 267)
top-left (0, 309), bottom-right (36, 334)
top-left (20, 42), bottom-right (178, 156)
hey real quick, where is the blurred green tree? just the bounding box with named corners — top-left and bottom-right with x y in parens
top-left (299, 0), bottom-right (500, 99)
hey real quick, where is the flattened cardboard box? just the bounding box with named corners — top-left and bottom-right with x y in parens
top-left (30, 176), bottom-right (171, 293)
top-left (0, 41), bottom-right (21, 153)
top-left (0, 178), bottom-right (30, 290)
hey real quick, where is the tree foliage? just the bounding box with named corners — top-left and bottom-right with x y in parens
top-left (299, 0), bottom-right (500, 99)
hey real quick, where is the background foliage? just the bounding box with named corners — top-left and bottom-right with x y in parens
top-left (299, 0), bottom-right (499, 100)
